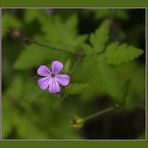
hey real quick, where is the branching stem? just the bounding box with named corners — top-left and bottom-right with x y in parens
top-left (28, 39), bottom-right (76, 56)
top-left (8, 29), bottom-right (78, 56)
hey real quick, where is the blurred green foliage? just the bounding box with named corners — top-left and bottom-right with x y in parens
top-left (2, 9), bottom-right (145, 139)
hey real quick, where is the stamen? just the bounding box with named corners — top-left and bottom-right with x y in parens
top-left (51, 73), bottom-right (55, 78)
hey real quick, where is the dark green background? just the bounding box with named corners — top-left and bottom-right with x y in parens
top-left (0, 0), bottom-right (147, 147)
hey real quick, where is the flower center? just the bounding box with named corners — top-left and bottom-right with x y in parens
top-left (51, 73), bottom-right (55, 78)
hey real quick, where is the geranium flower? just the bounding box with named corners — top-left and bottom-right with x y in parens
top-left (37, 60), bottom-right (70, 94)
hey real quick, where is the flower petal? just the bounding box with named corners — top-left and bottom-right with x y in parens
top-left (56, 74), bottom-right (70, 86)
top-left (48, 79), bottom-right (60, 93)
top-left (38, 77), bottom-right (51, 90)
top-left (51, 61), bottom-right (63, 74)
top-left (37, 65), bottom-right (51, 76)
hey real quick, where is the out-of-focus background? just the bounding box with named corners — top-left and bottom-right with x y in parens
top-left (2, 9), bottom-right (145, 139)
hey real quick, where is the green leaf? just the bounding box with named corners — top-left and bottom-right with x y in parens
top-left (75, 55), bottom-right (124, 103)
top-left (2, 95), bottom-right (14, 138)
top-left (117, 63), bottom-right (145, 105)
top-left (6, 76), bottom-right (23, 99)
top-left (90, 20), bottom-right (109, 53)
top-left (105, 42), bottom-right (143, 65)
top-left (65, 15), bottom-right (78, 33)
top-left (96, 56), bottom-right (123, 102)
top-left (14, 44), bottom-right (51, 69)
top-left (81, 43), bottom-right (94, 55)
top-left (63, 59), bottom-right (71, 73)
top-left (15, 115), bottom-right (47, 138)
top-left (65, 83), bottom-right (89, 95)
top-left (25, 9), bottom-right (41, 23)
top-left (43, 15), bottom-right (87, 52)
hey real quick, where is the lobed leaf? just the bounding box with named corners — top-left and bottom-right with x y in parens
top-left (65, 83), bottom-right (89, 95)
top-left (14, 44), bottom-right (51, 69)
top-left (105, 42), bottom-right (143, 65)
top-left (43, 15), bottom-right (87, 52)
top-left (90, 20), bottom-right (109, 53)
top-left (81, 43), bottom-right (94, 55)
top-left (96, 56), bottom-right (123, 102)
top-left (63, 59), bottom-right (72, 73)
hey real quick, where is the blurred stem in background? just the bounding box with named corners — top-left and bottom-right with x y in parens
top-left (72, 104), bottom-right (120, 129)
top-left (9, 28), bottom-right (84, 75)
top-left (8, 28), bottom-right (78, 56)
top-left (72, 78), bottom-right (131, 129)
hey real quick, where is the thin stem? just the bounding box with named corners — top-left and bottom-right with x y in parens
top-left (8, 29), bottom-right (77, 56)
top-left (70, 57), bottom-right (82, 74)
top-left (23, 37), bottom-right (77, 56)
top-left (82, 79), bottom-right (131, 122)
top-left (83, 105), bottom-right (118, 122)
top-left (121, 79), bottom-right (131, 105)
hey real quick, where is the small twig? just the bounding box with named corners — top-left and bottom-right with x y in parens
top-left (8, 28), bottom-right (78, 56)
top-left (29, 39), bottom-right (76, 56)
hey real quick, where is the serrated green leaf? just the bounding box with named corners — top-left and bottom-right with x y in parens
top-left (96, 56), bottom-right (123, 102)
top-left (90, 20), bottom-right (109, 53)
top-left (105, 42), bottom-right (143, 65)
top-left (65, 83), bottom-right (89, 95)
top-left (65, 15), bottom-right (78, 32)
top-left (117, 63), bottom-right (145, 105)
top-left (81, 43), bottom-right (93, 55)
top-left (75, 55), bottom-right (125, 103)
top-left (43, 15), bottom-right (87, 52)
top-left (63, 59), bottom-right (71, 73)
top-left (14, 44), bottom-right (51, 69)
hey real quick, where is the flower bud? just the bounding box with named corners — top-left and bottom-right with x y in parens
top-left (71, 117), bottom-right (84, 129)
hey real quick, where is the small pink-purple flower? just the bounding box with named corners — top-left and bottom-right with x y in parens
top-left (37, 60), bottom-right (70, 94)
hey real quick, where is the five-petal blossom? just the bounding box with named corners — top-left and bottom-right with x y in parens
top-left (37, 61), bottom-right (70, 94)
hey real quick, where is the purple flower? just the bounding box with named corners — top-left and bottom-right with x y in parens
top-left (37, 60), bottom-right (70, 94)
